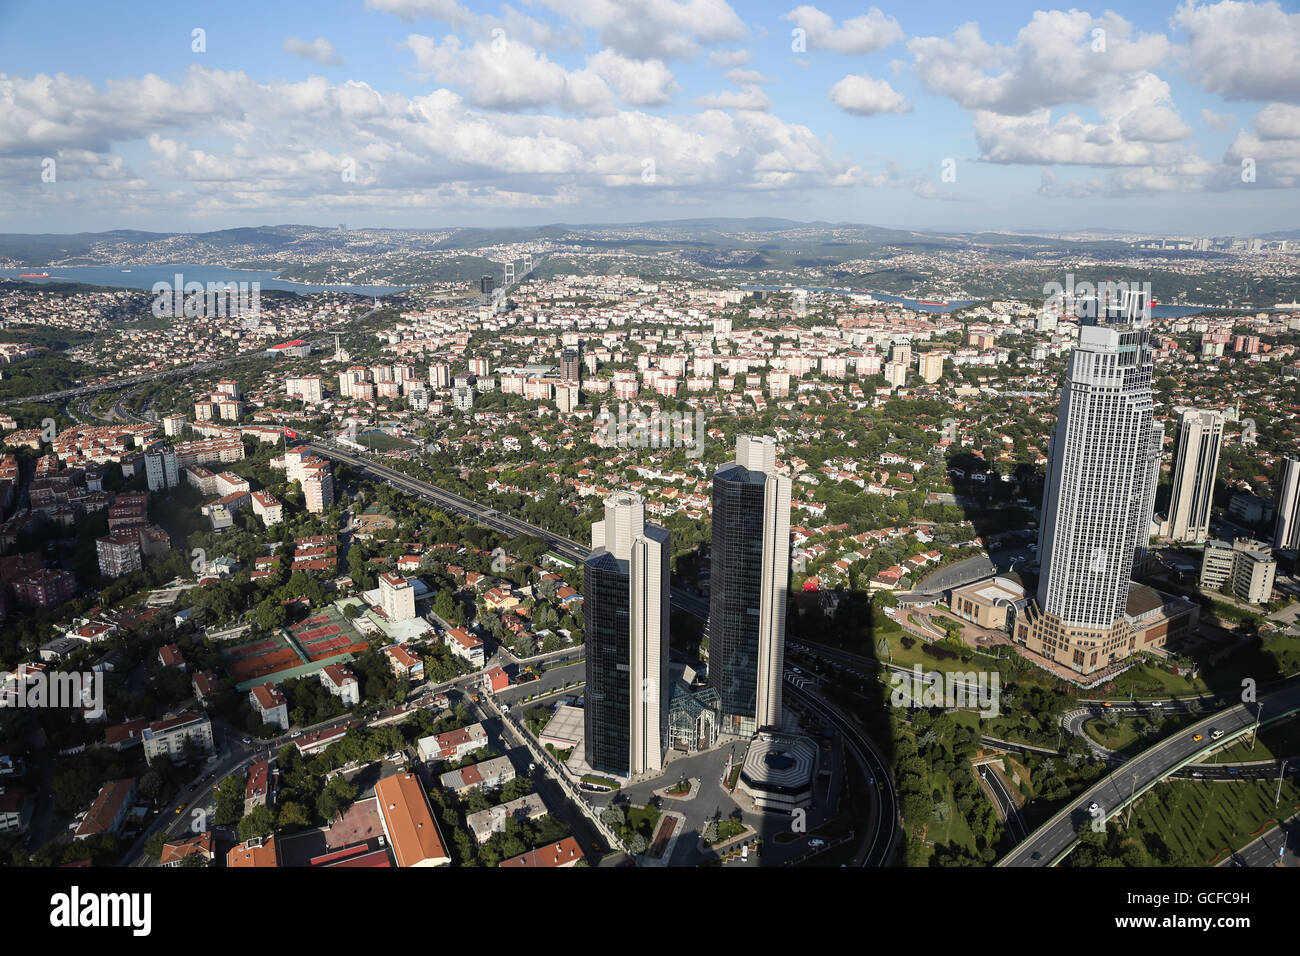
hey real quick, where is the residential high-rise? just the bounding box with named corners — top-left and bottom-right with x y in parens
top-left (379, 572), bottom-right (416, 623)
top-left (710, 436), bottom-right (791, 736)
top-left (1164, 407), bottom-right (1224, 543)
top-left (560, 347), bottom-right (582, 383)
top-left (144, 449), bottom-right (179, 492)
top-left (583, 492), bottom-right (670, 777)
top-left (1021, 324), bottom-right (1160, 675)
top-left (1274, 457), bottom-right (1300, 550)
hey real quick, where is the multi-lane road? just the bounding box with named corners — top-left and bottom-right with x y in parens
top-left (1000, 677), bottom-right (1300, 866)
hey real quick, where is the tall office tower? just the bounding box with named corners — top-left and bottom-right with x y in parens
top-left (1274, 457), bottom-right (1300, 550)
top-left (560, 347), bottom-right (582, 383)
top-left (710, 436), bottom-right (792, 736)
top-left (1104, 285), bottom-right (1150, 324)
top-left (1022, 324), bottom-right (1158, 675)
top-left (479, 275), bottom-right (495, 296)
top-left (1164, 407), bottom-right (1224, 543)
top-left (584, 493), bottom-right (670, 777)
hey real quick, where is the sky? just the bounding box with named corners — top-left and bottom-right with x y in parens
top-left (1, 0), bottom-right (1299, 236)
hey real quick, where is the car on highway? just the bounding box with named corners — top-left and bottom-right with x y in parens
top-left (808, 838), bottom-right (826, 849)
top-left (1087, 802), bottom-right (1099, 813)
top-left (241, 737), bottom-right (251, 744)
top-left (1102, 701), bottom-right (1112, 707)
top-left (1192, 733), bottom-right (1203, 742)
top-left (1210, 728), bottom-right (1224, 740)
top-left (290, 730), bottom-right (302, 739)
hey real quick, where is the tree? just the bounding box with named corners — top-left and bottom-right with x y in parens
top-left (600, 805), bottom-right (626, 829)
top-left (276, 801), bottom-right (310, 831)
top-left (238, 803), bottom-right (275, 842)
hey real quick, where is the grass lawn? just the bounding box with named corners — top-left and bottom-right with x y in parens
top-left (1084, 712), bottom-right (1201, 756)
top-left (1084, 718), bottom-right (1141, 751)
top-left (357, 431), bottom-right (414, 452)
top-left (1129, 778), bottom-right (1300, 865)
top-left (1098, 662), bottom-right (1210, 700)
top-left (922, 768), bottom-right (977, 856)
top-left (625, 805), bottom-right (661, 840)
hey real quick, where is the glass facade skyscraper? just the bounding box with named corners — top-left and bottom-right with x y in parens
top-left (583, 493), bottom-right (669, 777)
top-left (710, 436), bottom-right (791, 736)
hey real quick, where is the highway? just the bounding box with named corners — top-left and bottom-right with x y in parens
top-left (1000, 677), bottom-right (1300, 866)
top-left (786, 681), bottom-right (900, 867)
top-left (4, 308), bottom-right (381, 409)
top-left (307, 439), bottom-right (712, 620)
top-left (978, 761), bottom-right (1029, 842)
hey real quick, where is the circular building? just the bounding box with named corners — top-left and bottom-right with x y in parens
top-left (737, 732), bottom-right (818, 814)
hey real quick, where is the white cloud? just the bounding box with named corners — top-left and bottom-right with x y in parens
top-left (363, 0), bottom-right (474, 25)
top-left (283, 37), bottom-right (343, 66)
top-left (1173, 0), bottom-right (1300, 104)
top-left (406, 35), bottom-right (615, 114)
top-left (783, 5), bottom-right (903, 54)
top-left (830, 74), bottom-right (910, 115)
top-left (908, 11), bottom-right (1170, 115)
top-left (586, 50), bottom-right (678, 107)
top-left (535, 0), bottom-right (745, 59)
top-left (1200, 108), bottom-right (1236, 131)
top-left (1222, 103), bottom-right (1300, 187)
top-left (695, 86), bottom-right (771, 111)
top-left (725, 68), bottom-right (773, 86)
top-left (0, 65), bottom-right (873, 215)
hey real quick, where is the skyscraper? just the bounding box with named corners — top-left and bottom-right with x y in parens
top-left (583, 493), bottom-right (670, 777)
top-left (1274, 457), bottom-right (1300, 550)
top-left (710, 436), bottom-right (791, 736)
top-left (1022, 324), bottom-right (1159, 674)
top-left (1164, 407), bottom-right (1224, 543)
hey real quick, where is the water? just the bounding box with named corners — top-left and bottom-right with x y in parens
top-left (738, 284), bottom-right (1223, 317)
top-left (0, 264), bottom-right (408, 296)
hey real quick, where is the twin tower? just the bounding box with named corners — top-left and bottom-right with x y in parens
top-left (583, 436), bottom-right (793, 778)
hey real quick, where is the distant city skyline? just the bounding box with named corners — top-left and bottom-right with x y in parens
top-left (3, 0), bottom-right (1299, 234)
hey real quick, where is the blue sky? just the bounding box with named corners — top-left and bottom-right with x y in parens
top-left (1, 0), bottom-right (1298, 235)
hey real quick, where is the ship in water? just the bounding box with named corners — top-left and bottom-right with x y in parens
top-left (1275, 301), bottom-right (1300, 310)
top-left (917, 299), bottom-right (949, 306)
top-left (19, 272), bottom-right (50, 278)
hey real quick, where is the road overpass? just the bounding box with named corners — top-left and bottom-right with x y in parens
top-left (999, 677), bottom-right (1300, 866)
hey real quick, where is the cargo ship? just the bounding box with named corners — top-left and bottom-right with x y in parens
top-left (19, 272), bottom-right (49, 278)
top-left (917, 299), bottom-right (949, 306)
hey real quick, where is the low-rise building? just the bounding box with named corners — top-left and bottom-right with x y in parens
top-left (417, 722), bottom-right (488, 763)
top-left (445, 627), bottom-right (484, 668)
top-left (249, 684), bottom-right (289, 731)
top-left (319, 662), bottom-right (360, 707)
top-left (499, 836), bottom-right (585, 868)
top-left (465, 792), bottom-right (548, 844)
top-left (142, 710), bottom-right (213, 766)
top-left (374, 772), bottom-right (450, 867)
top-left (75, 778), bottom-right (137, 840)
top-left (439, 755), bottom-right (516, 795)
